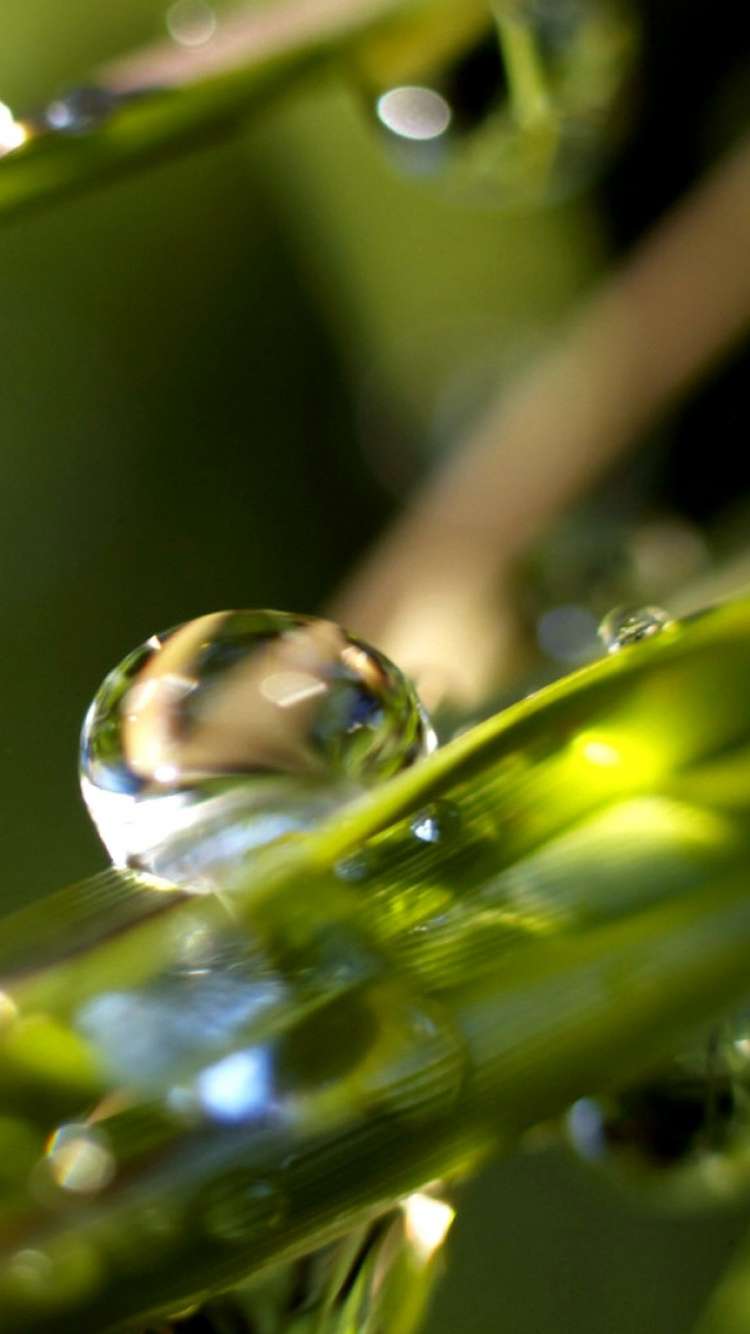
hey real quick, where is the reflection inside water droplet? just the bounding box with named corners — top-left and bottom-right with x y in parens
top-left (80, 610), bottom-right (434, 890)
top-left (411, 812), bottom-right (442, 845)
top-left (411, 801), bottom-right (459, 846)
top-left (195, 1048), bottom-right (272, 1124)
top-left (77, 965), bottom-right (283, 1091)
top-left (597, 605), bottom-right (674, 653)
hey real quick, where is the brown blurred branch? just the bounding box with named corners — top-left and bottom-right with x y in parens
top-left (332, 129), bottom-right (750, 710)
top-left (101, 0), bottom-right (404, 93)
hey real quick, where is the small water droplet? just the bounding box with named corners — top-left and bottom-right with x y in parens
top-left (80, 610), bottom-right (434, 890)
top-left (410, 801), bottom-right (460, 846)
top-left (45, 1123), bottom-right (115, 1195)
top-left (166, 0), bottom-right (218, 46)
top-left (366, 995), bottom-right (467, 1125)
top-left (597, 605), bottom-right (674, 653)
top-left (43, 86), bottom-right (118, 135)
top-left (202, 1171), bottom-right (285, 1243)
top-left (335, 849), bottom-right (373, 883)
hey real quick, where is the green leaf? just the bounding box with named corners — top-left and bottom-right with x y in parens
top-left (1, 596), bottom-right (750, 1331)
top-left (0, 0), bottom-right (489, 226)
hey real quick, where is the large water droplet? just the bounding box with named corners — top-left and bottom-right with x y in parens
top-left (597, 605), bottom-right (674, 653)
top-left (80, 610), bottom-right (434, 891)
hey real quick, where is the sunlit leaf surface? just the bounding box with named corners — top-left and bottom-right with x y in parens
top-left (0, 597), bottom-right (749, 1329)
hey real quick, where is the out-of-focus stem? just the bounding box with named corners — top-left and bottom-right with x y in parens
top-left (102, 0), bottom-right (405, 93)
top-left (332, 130), bottom-right (750, 711)
top-left (101, 0), bottom-right (488, 94)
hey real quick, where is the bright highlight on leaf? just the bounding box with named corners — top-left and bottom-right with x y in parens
top-left (0, 103), bottom-right (27, 155)
top-left (402, 1191), bottom-right (456, 1260)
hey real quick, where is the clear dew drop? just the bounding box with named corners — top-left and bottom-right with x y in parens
top-left (597, 605), bottom-right (674, 653)
top-left (80, 610), bottom-right (435, 891)
top-left (43, 86), bottom-right (119, 135)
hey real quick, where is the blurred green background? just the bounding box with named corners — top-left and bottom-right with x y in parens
top-left (2, 1), bottom-right (750, 1330)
